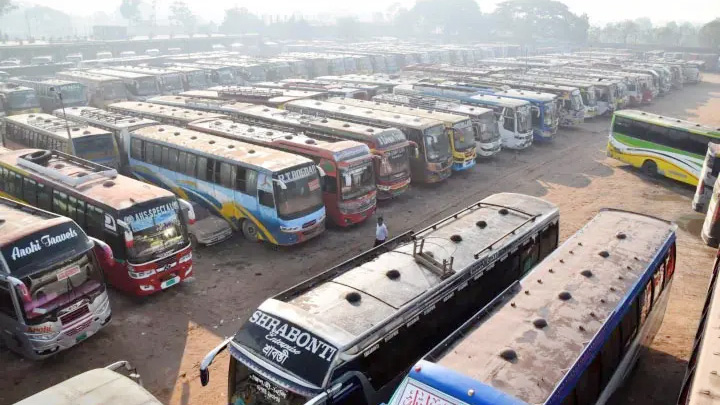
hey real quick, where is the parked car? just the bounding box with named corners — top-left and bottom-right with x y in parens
top-left (184, 202), bottom-right (233, 247)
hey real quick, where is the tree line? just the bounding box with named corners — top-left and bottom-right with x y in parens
top-left (590, 18), bottom-right (720, 48)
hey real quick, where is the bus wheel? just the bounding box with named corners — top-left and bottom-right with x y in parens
top-left (641, 160), bottom-right (658, 177)
top-left (241, 219), bottom-right (260, 242)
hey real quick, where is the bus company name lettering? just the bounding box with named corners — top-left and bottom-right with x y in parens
top-left (249, 310), bottom-right (337, 362)
top-left (10, 227), bottom-right (79, 261)
top-left (278, 166), bottom-right (317, 183)
top-left (124, 202), bottom-right (177, 224)
top-left (376, 132), bottom-right (406, 147)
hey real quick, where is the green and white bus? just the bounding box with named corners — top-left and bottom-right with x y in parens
top-left (607, 109), bottom-right (720, 186)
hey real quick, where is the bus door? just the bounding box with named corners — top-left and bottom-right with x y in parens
top-left (0, 278), bottom-right (24, 354)
top-left (254, 172), bottom-right (275, 241)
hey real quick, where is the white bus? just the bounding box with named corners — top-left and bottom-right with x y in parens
top-left (56, 71), bottom-right (128, 108)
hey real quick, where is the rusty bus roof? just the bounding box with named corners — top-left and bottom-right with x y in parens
top-left (327, 97), bottom-right (472, 126)
top-left (56, 71), bottom-right (124, 83)
top-left (229, 105), bottom-right (409, 148)
top-left (256, 193), bottom-right (559, 354)
top-left (0, 197), bottom-right (74, 250)
top-left (286, 99), bottom-right (444, 130)
top-left (0, 149), bottom-right (173, 211)
top-left (58, 106), bottom-right (158, 131)
top-left (108, 101), bottom-right (227, 125)
top-left (178, 90), bottom-right (221, 99)
top-left (130, 125), bottom-right (312, 173)
top-left (188, 117), bottom-right (368, 159)
top-left (4, 113), bottom-right (112, 139)
top-left (146, 95), bottom-right (253, 115)
top-left (429, 209), bottom-right (676, 404)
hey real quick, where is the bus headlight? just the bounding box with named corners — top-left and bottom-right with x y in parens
top-left (128, 268), bottom-right (156, 279)
top-left (179, 253), bottom-right (192, 263)
top-left (27, 330), bottom-right (60, 341)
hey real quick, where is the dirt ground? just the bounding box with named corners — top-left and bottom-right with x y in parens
top-left (1, 75), bottom-right (719, 405)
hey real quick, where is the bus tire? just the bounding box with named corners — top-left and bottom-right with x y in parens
top-left (26, 150), bottom-right (52, 164)
top-left (641, 160), bottom-right (658, 177)
top-left (241, 219), bottom-right (260, 242)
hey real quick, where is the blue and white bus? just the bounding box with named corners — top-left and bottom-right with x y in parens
top-left (413, 80), bottom-right (558, 142)
top-left (126, 124), bottom-right (326, 245)
top-left (387, 208), bottom-right (677, 405)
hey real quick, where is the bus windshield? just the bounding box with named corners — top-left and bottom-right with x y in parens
top-left (424, 125), bottom-right (451, 163)
top-left (133, 78), bottom-right (158, 96)
top-left (586, 88), bottom-right (597, 106)
top-left (379, 147), bottom-right (410, 181)
top-left (121, 199), bottom-right (188, 264)
top-left (517, 105), bottom-right (532, 133)
top-left (452, 121), bottom-right (475, 151)
top-left (161, 75), bottom-right (184, 92)
top-left (274, 166), bottom-right (324, 220)
top-left (60, 84), bottom-right (86, 103)
top-left (18, 251), bottom-right (105, 325)
top-left (188, 72), bottom-right (208, 88)
top-left (340, 161), bottom-right (375, 200)
top-left (570, 91), bottom-right (583, 111)
top-left (101, 81), bottom-right (127, 100)
top-left (73, 134), bottom-right (117, 162)
top-left (7, 91), bottom-right (39, 110)
top-left (231, 360), bottom-right (309, 405)
top-left (475, 113), bottom-right (500, 142)
top-left (217, 69), bottom-right (234, 84)
top-left (544, 101), bottom-right (557, 126)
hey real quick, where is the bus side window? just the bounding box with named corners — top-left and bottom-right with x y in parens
top-left (70, 196), bottom-right (86, 227)
top-left (11, 173), bottom-right (22, 199)
top-left (620, 298), bottom-right (639, 350)
top-left (161, 146), bottom-right (170, 169)
top-left (246, 170), bottom-right (258, 196)
top-left (152, 143), bottom-right (162, 165)
top-left (322, 175), bottom-right (337, 194)
top-left (639, 280), bottom-right (653, 325)
top-left (196, 156), bottom-right (208, 181)
top-left (0, 282), bottom-right (17, 320)
top-left (502, 108), bottom-right (515, 131)
top-left (186, 154), bottom-right (197, 177)
top-left (144, 141), bottom-right (155, 164)
top-left (600, 327), bottom-right (622, 388)
top-left (86, 205), bottom-right (104, 239)
top-left (219, 162), bottom-right (235, 189)
top-left (168, 148), bottom-right (179, 172)
top-left (177, 151), bottom-right (187, 174)
top-left (37, 183), bottom-right (51, 210)
top-left (130, 138), bottom-right (143, 160)
top-left (539, 223), bottom-right (558, 260)
top-left (653, 263), bottom-right (665, 305)
top-left (22, 178), bottom-right (36, 205)
top-left (235, 167), bottom-right (248, 193)
top-left (53, 190), bottom-right (69, 216)
top-left (258, 190), bottom-right (274, 208)
top-left (574, 354), bottom-right (601, 404)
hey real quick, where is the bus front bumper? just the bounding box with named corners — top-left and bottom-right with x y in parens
top-left (476, 140), bottom-right (502, 157)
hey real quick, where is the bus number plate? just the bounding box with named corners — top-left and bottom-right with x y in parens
top-left (161, 276), bottom-right (180, 289)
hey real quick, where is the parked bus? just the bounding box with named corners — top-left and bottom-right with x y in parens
top-left (387, 208), bottom-right (676, 405)
top-left (87, 69), bottom-right (161, 100)
top-left (315, 74), bottom-right (417, 94)
top-left (111, 65), bottom-right (185, 95)
top-left (256, 81), bottom-right (370, 100)
top-left (199, 193), bottom-right (560, 405)
top-left (211, 86), bottom-right (327, 108)
top-left (7, 78), bottom-right (87, 113)
top-left (188, 118), bottom-right (376, 227)
top-left (394, 84), bottom-right (533, 150)
top-left (0, 149), bottom-right (194, 296)
top-left (608, 110), bottom-right (720, 186)
top-left (54, 106), bottom-right (158, 170)
top-left (522, 70), bottom-right (622, 115)
top-left (371, 93), bottom-right (502, 157)
top-left (286, 99), bottom-right (453, 184)
top-left (165, 66), bottom-right (212, 90)
top-left (677, 245), bottom-right (720, 404)
top-left (15, 360), bottom-right (162, 404)
top-left (694, 143), bottom-right (720, 213)
top-left (126, 125), bottom-right (326, 245)
top-left (170, 62), bottom-right (237, 86)
top-left (204, 104), bottom-right (413, 199)
top-left (56, 71), bottom-right (128, 108)
top-left (543, 67), bottom-right (638, 107)
top-left (283, 78), bottom-right (383, 98)
top-left (147, 95), bottom-right (253, 117)
top-left (3, 113), bottom-right (121, 168)
top-left (414, 80), bottom-right (559, 142)
top-left (498, 73), bottom-right (601, 118)
top-left (0, 84), bottom-right (41, 118)
top-left (0, 196), bottom-right (112, 359)
top-left (327, 97), bottom-right (476, 171)
top-left (107, 101), bottom-right (227, 127)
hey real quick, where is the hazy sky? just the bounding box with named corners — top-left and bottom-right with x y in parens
top-left (19, 0), bottom-right (720, 25)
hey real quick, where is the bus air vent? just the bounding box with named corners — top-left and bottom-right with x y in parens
top-left (248, 150), bottom-right (256, 154)
top-left (305, 140), bottom-right (316, 145)
top-left (386, 270), bottom-right (400, 280)
top-left (345, 292), bottom-right (361, 304)
top-left (581, 270), bottom-right (593, 278)
top-left (285, 135), bottom-right (293, 140)
top-left (558, 291), bottom-right (572, 300)
top-left (103, 181), bottom-right (115, 188)
top-left (343, 124), bottom-right (350, 128)
top-left (174, 132), bottom-right (180, 136)
top-left (533, 318), bottom-right (547, 329)
top-left (450, 234), bottom-right (462, 242)
top-left (598, 250), bottom-right (610, 258)
top-left (227, 145), bottom-right (235, 149)
top-left (209, 140), bottom-right (215, 144)
top-left (500, 349), bottom-right (517, 361)
top-left (190, 136), bottom-right (197, 140)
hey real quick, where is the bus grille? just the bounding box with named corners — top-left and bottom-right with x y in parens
top-left (64, 318), bottom-right (92, 336)
top-left (302, 220), bottom-right (317, 229)
top-left (60, 305), bottom-right (90, 325)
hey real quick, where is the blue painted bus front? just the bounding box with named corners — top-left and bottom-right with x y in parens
top-left (128, 158), bottom-right (326, 246)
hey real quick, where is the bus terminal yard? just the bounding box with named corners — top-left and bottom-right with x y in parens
top-left (0, 46), bottom-right (719, 404)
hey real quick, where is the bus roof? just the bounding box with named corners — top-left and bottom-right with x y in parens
top-left (0, 197), bottom-right (73, 250)
top-left (58, 106), bottom-right (159, 130)
top-left (466, 93), bottom-right (530, 108)
top-left (131, 125), bottom-right (312, 173)
top-left (5, 113), bottom-right (112, 139)
top-left (425, 209), bottom-right (675, 404)
top-left (615, 109), bottom-right (720, 135)
top-left (87, 69), bottom-right (155, 80)
top-left (56, 70), bottom-right (124, 83)
top-left (147, 95), bottom-right (254, 113)
top-left (9, 77), bottom-right (79, 87)
top-left (287, 99), bottom-right (444, 130)
top-left (14, 367), bottom-right (162, 405)
top-left (188, 117), bottom-right (369, 159)
top-left (108, 101), bottom-right (227, 123)
top-left (246, 193), bottom-right (558, 355)
top-left (111, 65), bottom-right (181, 75)
top-left (492, 88), bottom-right (558, 102)
top-left (178, 90), bottom-right (220, 99)
top-left (0, 83), bottom-right (34, 94)
top-left (165, 66), bottom-right (205, 73)
top-left (0, 149), bottom-right (174, 210)
top-left (327, 97), bottom-right (471, 125)
top-left (210, 86), bottom-right (327, 101)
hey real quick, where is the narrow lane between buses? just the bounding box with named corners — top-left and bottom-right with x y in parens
top-left (0, 75), bottom-right (719, 405)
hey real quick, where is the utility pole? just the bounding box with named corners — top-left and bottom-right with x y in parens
top-left (50, 87), bottom-right (76, 156)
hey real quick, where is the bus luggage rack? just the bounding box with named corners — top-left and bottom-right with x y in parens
top-left (18, 150), bottom-right (118, 188)
top-left (29, 116), bottom-right (87, 133)
top-left (79, 108), bottom-right (131, 124)
top-left (413, 238), bottom-right (455, 279)
top-left (217, 87), bottom-right (284, 100)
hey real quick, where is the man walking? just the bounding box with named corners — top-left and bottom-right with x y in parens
top-left (375, 216), bottom-right (388, 247)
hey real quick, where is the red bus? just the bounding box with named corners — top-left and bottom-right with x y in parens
top-left (0, 149), bottom-right (194, 296)
top-left (189, 117), bottom-right (377, 227)
top-left (205, 104), bottom-right (414, 200)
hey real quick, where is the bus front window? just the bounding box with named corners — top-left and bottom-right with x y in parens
top-left (134, 78), bottom-right (158, 96)
top-left (102, 82), bottom-right (127, 100)
top-left (7, 91), bottom-right (39, 110)
top-left (570, 91), bottom-right (584, 111)
top-left (586, 89), bottom-right (597, 106)
top-left (424, 125), bottom-right (451, 163)
top-left (544, 102), bottom-right (557, 126)
top-left (122, 200), bottom-right (188, 264)
top-left (517, 105), bottom-right (532, 134)
top-left (61, 84), bottom-right (86, 104)
top-left (163, 75), bottom-right (184, 92)
top-left (73, 134), bottom-right (118, 163)
top-left (340, 161), bottom-right (375, 201)
top-left (379, 147), bottom-right (410, 181)
top-left (230, 360), bottom-right (309, 405)
top-left (274, 167), bottom-right (324, 220)
top-left (476, 113), bottom-right (500, 142)
top-left (452, 121), bottom-right (476, 151)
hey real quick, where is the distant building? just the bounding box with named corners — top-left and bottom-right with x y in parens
top-left (93, 25), bottom-right (127, 41)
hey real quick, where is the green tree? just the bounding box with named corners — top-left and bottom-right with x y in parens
top-left (654, 22), bottom-right (681, 46)
top-left (119, 0), bottom-right (142, 25)
top-left (410, 0), bottom-right (483, 39)
top-left (169, 1), bottom-right (196, 34)
top-left (219, 7), bottom-right (263, 34)
top-left (699, 19), bottom-right (720, 48)
top-left (491, 0), bottom-right (589, 44)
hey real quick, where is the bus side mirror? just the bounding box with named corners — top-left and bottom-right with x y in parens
top-left (178, 199), bottom-right (196, 225)
top-left (90, 237), bottom-right (114, 269)
top-left (316, 165), bottom-right (326, 177)
top-left (200, 338), bottom-right (231, 387)
top-left (7, 276), bottom-right (31, 304)
top-left (273, 178), bottom-right (288, 190)
top-left (116, 220), bottom-right (134, 249)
